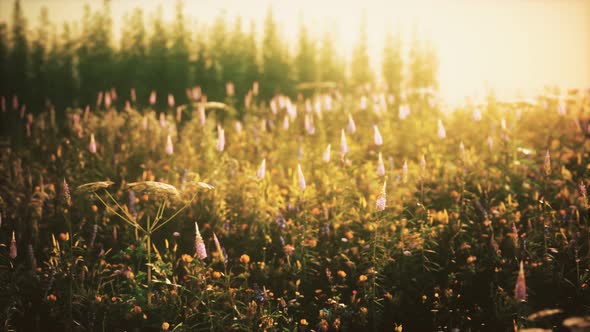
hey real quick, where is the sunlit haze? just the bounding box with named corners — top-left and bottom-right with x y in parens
top-left (2, 0), bottom-right (589, 103)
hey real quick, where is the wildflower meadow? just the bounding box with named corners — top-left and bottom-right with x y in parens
top-left (1, 1), bottom-right (590, 331)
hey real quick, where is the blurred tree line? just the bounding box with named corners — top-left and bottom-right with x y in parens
top-left (0, 0), bottom-right (438, 113)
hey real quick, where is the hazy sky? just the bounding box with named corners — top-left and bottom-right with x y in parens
top-left (1, 0), bottom-right (589, 103)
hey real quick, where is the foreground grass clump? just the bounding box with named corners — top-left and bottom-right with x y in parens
top-left (1, 90), bottom-right (590, 331)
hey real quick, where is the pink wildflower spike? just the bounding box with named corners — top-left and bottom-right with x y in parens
top-left (514, 261), bottom-right (527, 302)
top-left (341, 129), bottom-right (349, 156)
top-left (165, 135), bottom-right (174, 155)
top-left (473, 107), bottom-right (482, 121)
top-left (9, 231), bottom-right (17, 259)
top-left (88, 134), bottom-right (97, 154)
top-left (297, 164), bottom-right (306, 191)
top-left (104, 91), bottom-right (112, 108)
top-left (421, 154), bottom-right (426, 172)
top-left (376, 181), bottom-right (387, 211)
top-left (402, 159), bottom-right (408, 184)
top-left (168, 94), bottom-right (175, 108)
top-left (437, 119), bottom-right (446, 139)
top-left (159, 113), bottom-right (166, 128)
top-left (216, 125), bottom-right (225, 152)
top-left (323, 144), bottom-right (331, 163)
top-left (142, 116), bottom-right (148, 131)
top-left (149, 90), bottom-right (157, 105)
top-left (374, 125), bottom-right (383, 146)
top-left (96, 91), bottom-right (103, 107)
top-left (487, 136), bottom-right (494, 150)
top-left (235, 121), bottom-right (243, 134)
top-left (130, 88), bottom-right (136, 102)
top-left (377, 152), bottom-right (385, 177)
top-left (198, 104), bottom-right (206, 125)
top-left (194, 222), bottom-right (207, 260)
top-left (226, 82), bottom-right (235, 97)
top-left (347, 114), bottom-right (356, 134)
top-left (399, 103), bottom-right (410, 119)
top-left (360, 95), bottom-right (367, 110)
top-left (544, 149), bottom-right (551, 176)
top-left (213, 233), bottom-right (225, 263)
top-left (283, 115), bottom-right (290, 131)
top-left (257, 159), bottom-right (266, 179)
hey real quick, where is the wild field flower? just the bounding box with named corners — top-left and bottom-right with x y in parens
top-left (399, 103), bottom-right (410, 119)
top-left (240, 254), bottom-right (250, 264)
top-left (514, 261), bottom-right (527, 302)
top-left (96, 91), bottom-right (103, 107)
top-left (487, 136), bottom-right (494, 150)
top-left (341, 129), bottom-right (349, 156)
top-left (105, 92), bottom-right (112, 108)
top-left (377, 152), bottom-right (385, 177)
top-left (557, 98), bottom-right (566, 116)
top-left (374, 125), bottom-right (383, 146)
top-left (226, 82), bottom-right (235, 97)
top-left (126, 181), bottom-right (180, 200)
top-left (347, 114), bottom-right (356, 134)
top-left (9, 231), bottom-right (17, 259)
top-left (194, 222), bottom-right (207, 260)
top-left (402, 160), bottom-right (408, 184)
top-left (580, 181), bottom-right (588, 209)
top-left (75, 181), bottom-right (114, 194)
top-left (198, 104), bottom-right (206, 125)
top-left (149, 91), bottom-right (156, 105)
top-left (159, 113), bottom-right (166, 128)
top-left (130, 88), bottom-right (136, 102)
top-left (89, 134), bottom-right (97, 154)
top-left (305, 114), bottom-right (315, 135)
top-left (323, 144), bottom-right (331, 163)
top-left (168, 94), bottom-right (175, 108)
top-left (437, 119), bottom-right (446, 139)
top-left (360, 95), bottom-right (367, 110)
top-left (376, 181), bottom-right (387, 211)
top-left (257, 159), bottom-right (266, 179)
top-left (216, 125), bottom-right (225, 152)
top-left (213, 233), bottom-right (225, 263)
top-left (420, 154), bottom-right (426, 173)
top-left (165, 135), bottom-right (174, 155)
top-left (473, 107), bottom-right (482, 121)
top-left (283, 115), bottom-right (290, 130)
top-left (297, 164), bottom-right (306, 191)
top-left (544, 150), bottom-right (551, 176)
top-left (63, 179), bottom-right (72, 206)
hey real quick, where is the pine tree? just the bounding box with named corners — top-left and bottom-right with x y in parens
top-left (0, 22), bottom-right (9, 100)
top-left (58, 22), bottom-right (76, 108)
top-left (350, 12), bottom-right (372, 89)
top-left (242, 20), bottom-right (259, 94)
top-left (147, 6), bottom-right (168, 108)
top-left (381, 30), bottom-right (403, 101)
top-left (294, 17), bottom-right (318, 85)
top-left (119, 8), bottom-right (147, 103)
top-left (8, 0), bottom-right (29, 103)
top-left (168, 0), bottom-right (190, 103)
top-left (318, 25), bottom-right (344, 85)
top-left (407, 27), bottom-right (424, 96)
top-left (208, 12), bottom-right (228, 100)
top-left (261, 7), bottom-right (290, 98)
top-left (30, 7), bottom-right (51, 109)
top-left (78, 2), bottom-right (115, 106)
